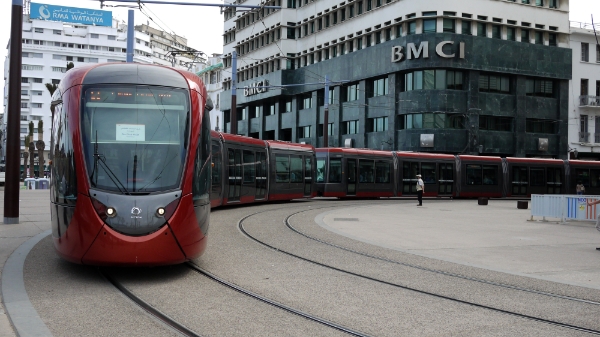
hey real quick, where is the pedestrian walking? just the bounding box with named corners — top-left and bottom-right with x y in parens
top-left (416, 174), bottom-right (424, 206)
top-left (576, 181), bottom-right (585, 195)
top-left (586, 199), bottom-right (600, 251)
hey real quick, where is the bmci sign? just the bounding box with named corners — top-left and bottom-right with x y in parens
top-left (30, 3), bottom-right (112, 27)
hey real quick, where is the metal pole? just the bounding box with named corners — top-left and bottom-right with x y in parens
top-left (323, 75), bottom-right (329, 148)
top-left (4, 0), bottom-right (23, 225)
top-left (231, 51), bottom-right (237, 135)
top-left (126, 9), bottom-right (134, 63)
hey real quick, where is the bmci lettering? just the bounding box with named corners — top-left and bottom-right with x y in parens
top-left (391, 41), bottom-right (465, 62)
top-left (244, 80), bottom-right (269, 97)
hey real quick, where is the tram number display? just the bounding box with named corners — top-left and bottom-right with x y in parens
top-left (116, 124), bottom-right (145, 142)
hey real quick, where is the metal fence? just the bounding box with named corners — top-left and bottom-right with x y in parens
top-left (531, 194), bottom-right (600, 223)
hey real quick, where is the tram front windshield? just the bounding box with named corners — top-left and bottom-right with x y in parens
top-left (81, 86), bottom-right (189, 193)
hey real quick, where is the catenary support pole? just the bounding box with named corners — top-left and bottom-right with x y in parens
top-left (126, 10), bottom-right (134, 62)
top-left (231, 51), bottom-right (237, 135)
top-left (4, 0), bottom-right (23, 225)
top-left (323, 75), bottom-right (329, 148)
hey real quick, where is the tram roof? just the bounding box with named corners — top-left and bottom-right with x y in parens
top-left (266, 140), bottom-right (315, 152)
top-left (458, 155), bottom-right (503, 162)
top-left (212, 131), bottom-right (267, 147)
top-left (505, 157), bottom-right (564, 165)
top-left (82, 63), bottom-right (191, 89)
top-left (316, 148), bottom-right (393, 157)
top-left (568, 159), bottom-right (600, 166)
top-left (395, 152), bottom-right (455, 160)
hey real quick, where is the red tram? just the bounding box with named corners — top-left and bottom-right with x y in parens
top-left (50, 63), bottom-right (212, 266)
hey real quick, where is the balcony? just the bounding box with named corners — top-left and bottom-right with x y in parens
top-left (579, 132), bottom-right (590, 143)
top-left (579, 95), bottom-right (600, 107)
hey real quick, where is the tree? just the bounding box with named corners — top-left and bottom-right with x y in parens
top-left (28, 121), bottom-right (35, 178)
top-left (37, 120), bottom-right (45, 178)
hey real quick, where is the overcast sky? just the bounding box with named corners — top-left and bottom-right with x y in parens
top-left (1, 0), bottom-right (600, 59)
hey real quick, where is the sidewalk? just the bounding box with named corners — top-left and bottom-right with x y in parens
top-left (0, 189), bottom-right (51, 337)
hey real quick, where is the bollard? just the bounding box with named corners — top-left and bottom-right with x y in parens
top-left (517, 200), bottom-right (528, 209)
top-left (478, 197), bottom-right (488, 206)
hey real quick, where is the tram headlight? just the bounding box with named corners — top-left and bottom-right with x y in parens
top-left (156, 207), bottom-right (166, 217)
top-left (106, 207), bottom-right (117, 218)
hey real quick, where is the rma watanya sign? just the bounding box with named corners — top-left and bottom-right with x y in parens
top-left (30, 3), bottom-right (112, 27)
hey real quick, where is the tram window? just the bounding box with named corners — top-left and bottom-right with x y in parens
top-left (276, 155), bottom-right (290, 183)
top-left (375, 161), bottom-right (391, 183)
top-left (329, 158), bottom-right (342, 183)
top-left (421, 163), bottom-right (436, 184)
top-left (482, 165), bottom-right (498, 185)
top-left (591, 169), bottom-right (600, 187)
top-left (575, 169), bottom-right (590, 187)
top-left (466, 164), bottom-right (483, 185)
top-left (290, 156), bottom-right (303, 183)
top-left (547, 167), bottom-right (561, 184)
top-left (243, 150), bottom-right (255, 184)
top-left (316, 158), bottom-right (326, 183)
top-left (530, 168), bottom-right (545, 186)
top-left (359, 160), bottom-right (375, 183)
top-left (513, 166), bottom-right (528, 184)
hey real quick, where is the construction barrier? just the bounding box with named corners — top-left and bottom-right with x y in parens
top-left (531, 194), bottom-right (600, 223)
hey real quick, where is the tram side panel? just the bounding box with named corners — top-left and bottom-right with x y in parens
top-left (395, 152), bottom-right (456, 198)
top-left (267, 141), bottom-right (316, 201)
top-left (457, 155), bottom-right (504, 198)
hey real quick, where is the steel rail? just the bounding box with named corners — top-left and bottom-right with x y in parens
top-left (237, 202), bottom-right (600, 336)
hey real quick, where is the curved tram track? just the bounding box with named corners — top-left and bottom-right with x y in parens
top-left (237, 201), bottom-right (600, 336)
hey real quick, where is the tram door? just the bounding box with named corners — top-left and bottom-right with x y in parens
top-left (438, 163), bottom-right (454, 195)
top-left (255, 151), bottom-right (267, 200)
top-left (227, 149), bottom-right (242, 202)
top-left (210, 141), bottom-right (222, 201)
top-left (304, 156), bottom-right (313, 197)
top-left (402, 162), bottom-right (420, 194)
top-left (512, 166), bottom-right (528, 195)
top-left (347, 159), bottom-right (357, 195)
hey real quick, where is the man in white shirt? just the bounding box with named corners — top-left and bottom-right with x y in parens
top-left (416, 174), bottom-right (424, 206)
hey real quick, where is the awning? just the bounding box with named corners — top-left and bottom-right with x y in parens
top-left (196, 63), bottom-right (223, 76)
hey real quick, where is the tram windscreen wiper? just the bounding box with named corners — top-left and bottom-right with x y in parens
top-left (91, 131), bottom-right (129, 194)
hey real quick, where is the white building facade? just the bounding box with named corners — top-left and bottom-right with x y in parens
top-left (196, 54), bottom-right (224, 132)
top-left (569, 22), bottom-right (600, 159)
top-left (2, 7), bottom-right (152, 167)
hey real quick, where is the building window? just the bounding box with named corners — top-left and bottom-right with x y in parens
top-left (597, 45), bottom-right (600, 63)
top-left (492, 25), bottom-right (501, 39)
top-left (548, 33), bottom-right (556, 46)
top-left (32, 103), bottom-right (42, 109)
top-left (479, 73), bottom-right (510, 93)
top-left (34, 28), bottom-right (43, 33)
top-left (328, 88), bottom-right (336, 105)
top-left (90, 33), bottom-right (99, 38)
top-left (549, 0), bottom-right (558, 8)
top-left (423, 19), bottom-right (437, 33)
top-left (300, 93), bottom-right (312, 109)
top-left (535, 0), bottom-right (543, 5)
top-left (580, 115), bottom-right (589, 142)
top-left (443, 19), bottom-right (455, 33)
top-left (368, 117), bottom-right (388, 132)
top-left (349, 5), bottom-right (354, 18)
top-left (521, 29), bottom-right (530, 43)
top-left (317, 123), bottom-right (334, 136)
top-left (408, 21), bottom-right (416, 35)
top-left (298, 126), bottom-right (311, 138)
top-left (534, 31), bottom-right (543, 44)
top-left (507, 27), bottom-right (516, 41)
top-left (477, 22), bottom-right (487, 37)
top-left (526, 119), bottom-right (557, 133)
top-left (461, 20), bottom-right (471, 35)
top-left (358, 1), bottom-right (363, 14)
top-left (108, 35), bottom-right (116, 40)
top-left (343, 120), bottom-right (360, 134)
top-left (479, 116), bottom-right (513, 131)
top-left (357, 38), bottom-right (363, 50)
top-left (345, 83), bottom-right (359, 101)
top-left (370, 78), bottom-right (388, 97)
top-left (396, 25), bottom-right (402, 38)
top-left (582, 43), bottom-right (589, 62)
top-left (404, 69), bottom-right (464, 91)
top-left (580, 79), bottom-right (589, 96)
top-left (32, 78), bottom-right (43, 83)
top-left (526, 78), bottom-right (554, 97)
top-left (341, 9), bottom-right (346, 21)
top-left (400, 113), bottom-right (465, 129)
